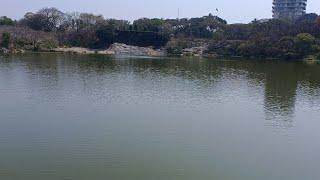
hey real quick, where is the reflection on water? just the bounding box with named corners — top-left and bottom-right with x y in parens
top-left (263, 63), bottom-right (297, 128)
top-left (1, 53), bottom-right (320, 180)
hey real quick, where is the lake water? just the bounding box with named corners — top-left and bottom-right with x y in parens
top-left (0, 53), bottom-right (320, 180)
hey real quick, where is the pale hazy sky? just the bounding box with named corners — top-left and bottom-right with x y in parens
top-left (1, 0), bottom-right (320, 23)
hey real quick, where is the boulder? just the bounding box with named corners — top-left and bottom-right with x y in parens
top-left (0, 48), bottom-right (9, 55)
top-left (107, 43), bottom-right (165, 57)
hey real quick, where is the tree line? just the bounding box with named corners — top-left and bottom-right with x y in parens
top-left (206, 14), bottom-right (320, 59)
top-left (1, 7), bottom-right (320, 59)
top-left (0, 8), bottom-right (227, 49)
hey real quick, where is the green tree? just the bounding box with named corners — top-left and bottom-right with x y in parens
top-left (172, 15), bottom-right (227, 38)
top-left (21, 12), bottom-right (47, 31)
top-left (316, 17), bottom-right (320, 27)
top-left (294, 33), bottom-right (316, 56)
top-left (95, 24), bottom-right (116, 48)
top-left (1, 32), bottom-right (11, 48)
top-left (133, 18), bottom-right (166, 32)
top-left (0, 16), bottom-right (15, 25)
top-left (106, 19), bottom-right (130, 31)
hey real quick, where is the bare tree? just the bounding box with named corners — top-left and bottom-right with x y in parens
top-left (68, 12), bottom-right (81, 30)
top-left (79, 13), bottom-right (104, 27)
top-left (37, 8), bottom-right (65, 31)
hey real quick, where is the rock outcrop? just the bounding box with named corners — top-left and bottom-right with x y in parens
top-left (106, 43), bottom-right (165, 56)
top-left (0, 48), bottom-right (9, 55)
top-left (182, 46), bottom-right (207, 56)
top-left (53, 47), bottom-right (99, 54)
top-left (53, 43), bottom-right (165, 57)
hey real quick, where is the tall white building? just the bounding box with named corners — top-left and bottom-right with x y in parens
top-left (273, 0), bottom-right (307, 20)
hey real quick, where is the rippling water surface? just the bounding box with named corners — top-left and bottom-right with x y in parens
top-left (1, 53), bottom-right (320, 180)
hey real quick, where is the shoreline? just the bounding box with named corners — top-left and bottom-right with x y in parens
top-left (1, 44), bottom-right (320, 62)
top-left (2, 49), bottom-right (319, 63)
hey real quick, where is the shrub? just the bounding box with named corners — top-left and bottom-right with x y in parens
top-left (205, 40), bottom-right (242, 56)
top-left (165, 40), bottom-right (192, 56)
top-left (34, 39), bottom-right (58, 51)
top-left (166, 46), bottom-right (183, 56)
top-left (294, 33), bottom-right (316, 55)
top-left (1, 32), bottom-right (11, 48)
top-left (0, 16), bottom-right (15, 26)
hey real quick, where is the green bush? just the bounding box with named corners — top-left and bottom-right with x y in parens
top-left (0, 16), bottom-right (15, 26)
top-left (205, 40), bottom-right (242, 56)
top-left (166, 46), bottom-right (183, 56)
top-left (1, 32), bottom-right (11, 48)
top-left (165, 40), bottom-right (190, 56)
top-left (294, 33), bottom-right (316, 55)
top-left (34, 39), bottom-right (58, 51)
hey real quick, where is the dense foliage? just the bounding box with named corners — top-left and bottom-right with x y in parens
top-left (206, 14), bottom-right (320, 59)
top-left (0, 7), bottom-right (320, 59)
top-left (0, 16), bottom-right (15, 26)
top-left (15, 9), bottom-right (226, 49)
top-left (1, 32), bottom-right (11, 48)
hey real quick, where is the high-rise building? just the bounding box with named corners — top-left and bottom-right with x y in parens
top-left (273, 0), bottom-right (307, 20)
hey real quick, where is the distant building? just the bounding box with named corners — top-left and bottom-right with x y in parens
top-left (273, 0), bottom-right (307, 20)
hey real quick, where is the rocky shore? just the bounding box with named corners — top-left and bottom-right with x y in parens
top-left (53, 43), bottom-right (166, 57)
top-left (0, 47), bottom-right (25, 55)
top-left (1, 42), bottom-right (206, 57)
top-left (0, 48), bottom-right (9, 55)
